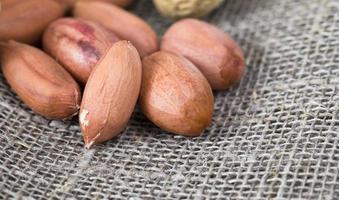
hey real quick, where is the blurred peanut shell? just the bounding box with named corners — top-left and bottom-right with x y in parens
top-left (43, 17), bottom-right (120, 84)
top-left (161, 18), bottom-right (245, 90)
top-left (0, 0), bottom-right (64, 44)
top-left (0, 41), bottom-right (81, 119)
top-left (74, 1), bottom-right (158, 57)
top-left (80, 41), bottom-right (142, 148)
top-left (153, 0), bottom-right (224, 20)
top-left (140, 51), bottom-right (214, 136)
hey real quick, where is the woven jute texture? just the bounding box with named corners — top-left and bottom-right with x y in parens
top-left (1, 0), bottom-right (339, 199)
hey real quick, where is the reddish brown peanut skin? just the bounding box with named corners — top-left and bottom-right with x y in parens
top-left (1, 0), bottom-right (23, 9)
top-left (102, 0), bottom-right (135, 7)
top-left (140, 51), bottom-right (214, 136)
top-left (0, 0), bottom-right (64, 44)
top-left (43, 18), bottom-right (120, 84)
top-left (0, 41), bottom-right (81, 119)
top-left (74, 1), bottom-right (158, 57)
top-left (161, 18), bottom-right (245, 90)
top-left (56, 0), bottom-right (135, 10)
top-left (80, 41), bottom-right (142, 148)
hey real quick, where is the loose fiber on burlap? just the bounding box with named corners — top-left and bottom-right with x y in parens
top-left (0, 0), bottom-right (338, 199)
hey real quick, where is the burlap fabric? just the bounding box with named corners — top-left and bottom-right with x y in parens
top-left (1, 0), bottom-right (338, 199)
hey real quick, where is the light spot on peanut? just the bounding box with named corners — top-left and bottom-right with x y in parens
top-left (80, 109), bottom-right (90, 127)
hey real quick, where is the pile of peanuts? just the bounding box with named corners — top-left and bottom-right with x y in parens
top-left (0, 0), bottom-right (245, 148)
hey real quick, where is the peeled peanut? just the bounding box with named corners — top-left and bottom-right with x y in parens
top-left (161, 18), bottom-right (245, 90)
top-left (80, 41), bottom-right (142, 148)
top-left (0, 41), bottom-right (81, 119)
top-left (0, 0), bottom-right (64, 44)
top-left (43, 18), bottom-right (120, 84)
top-left (140, 51), bottom-right (214, 136)
top-left (74, 1), bottom-right (158, 57)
